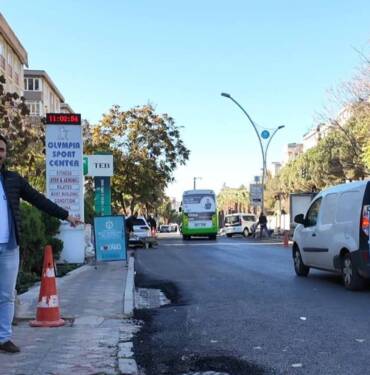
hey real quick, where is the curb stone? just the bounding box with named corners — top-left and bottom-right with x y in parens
top-left (124, 256), bottom-right (135, 317)
top-left (119, 255), bottom-right (139, 374)
top-left (117, 320), bottom-right (142, 375)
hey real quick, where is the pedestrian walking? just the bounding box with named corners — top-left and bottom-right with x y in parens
top-left (125, 212), bottom-right (138, 249)
top-left (250, 222), bottom-right (258, 238)
top-left (0, 134), bottom-right (82, 353)
top-left (147, 215), bottom-right (157, 237)
top-left (258, 212), bottom-right (269, 239)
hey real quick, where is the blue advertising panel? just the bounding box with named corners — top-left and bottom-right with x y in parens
top-left (94, 216), bottom-right (126, 262)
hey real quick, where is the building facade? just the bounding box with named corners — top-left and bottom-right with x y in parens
top-left (282, 143), bottom-right (303, 164)
top-left (270, 161), bottom-right (282, 177)
top-left (302, 123), bottom-right (333, 152)
top-left (60, 103), bottom-right (74, 114)
top-left (0, 12), bottom-right (28, 95)
top-left (24, 70), bottom-right (65, 117)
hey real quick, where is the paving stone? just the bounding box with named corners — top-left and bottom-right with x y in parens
top-left (73, 315), bottom-right (104, 327)
top-left (118, 358), bottom-right (138, 375)
top-left (0, 261), bottom-right (130, 375)
top-left (118, 342), bottom-right (134, 358)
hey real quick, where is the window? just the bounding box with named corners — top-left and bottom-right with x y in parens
top-left (50, 92), bottom-right (54, 110)
top-left (0, 54), bottom-right (5, 70)
top-left (27, 101), bottom-right (41, 115)
top-left (305, 198), bottom-right (322, 227)
top-left (225, 215), bottom-right (241, 225)
top-left (7, 51), bottom-right (12, 78)
top-left (243, 215), bottom-right (256, 221)
top-left (0, 41), bottom-right (4, 70)
top-left (25, 78), bottom-right (41, 91)
top-left (132, 218), bottom-right (147, 226)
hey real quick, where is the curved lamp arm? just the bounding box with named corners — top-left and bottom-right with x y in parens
top-left (221, 93), bottom-right (264, 160)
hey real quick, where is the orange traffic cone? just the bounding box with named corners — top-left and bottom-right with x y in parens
top-left (29, 245), bottom-right (65, 327)
top-left (283, 231), bottom-right (289, 247)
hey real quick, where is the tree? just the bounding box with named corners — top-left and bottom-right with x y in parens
top-left (158, 196), bottom-right (180, 224)
top-left (84, 104), bottom-right (190, 214)
top-left (217, 185), bottom-right (250, 213)
top-left (0, 75), bottom-right (46, 190)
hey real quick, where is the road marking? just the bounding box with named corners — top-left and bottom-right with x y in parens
top-left (160, 242), bottom-right (283, 247)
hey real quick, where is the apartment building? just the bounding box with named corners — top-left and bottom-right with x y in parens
top-left (60, 103), bottom-right (74, 114)
top-left (282, 142), bottom-right (303, 164)
top-left (0, 13), bottom-right (28, 95)
top-left (270, 161), bottom-right (282, 177)
top-left (302, 122), bottom-right (333, 152)
top-left (24, 69), bottom-right (66, 117)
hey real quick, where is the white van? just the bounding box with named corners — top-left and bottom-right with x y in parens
top-left (224, 213), bottom-right (257, 237)
top-left (129, 216), bottom-right (153, 248)
top-left (293, 180), bottom-right (370, 290)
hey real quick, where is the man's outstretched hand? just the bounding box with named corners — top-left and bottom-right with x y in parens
top-left (67, 215), bottom-right (84, 227)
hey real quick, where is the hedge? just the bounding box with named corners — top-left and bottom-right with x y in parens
top-left (17, 202), bottom-right (63, 293)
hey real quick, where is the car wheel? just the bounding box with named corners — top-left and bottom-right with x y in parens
top-left (182, 235), bottom-right (189, 241)
top-left (209, 235), bottom-right (217, 240)
top-left (243, 228), bottom-right (249, 238)
top-left (342, 253), bottom-right (365, 291)
top-left (293, 246), bottom-right (310, 277)
top-left (226, 234), bottom-right (232, 238)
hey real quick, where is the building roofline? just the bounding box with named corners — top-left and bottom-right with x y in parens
top-left (0, 13), bottom-right (28, 66)
top-left (60, 102), bottom-right (74, 113)
top-left (24, 69), bottom-right (65, 102)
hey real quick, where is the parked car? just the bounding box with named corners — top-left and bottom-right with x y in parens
top-left (168, 223), bottom-right (178, 232)
top-left (159, 224), bottom-right (170, 233)
top-left (293, 180), bottom-right (370, 290)
top-left (223, 213), bottom-right (257, 237)
top-left (129, 216), bottom-right (153, 248)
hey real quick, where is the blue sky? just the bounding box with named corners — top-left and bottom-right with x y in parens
top-left (2, 1), bottom-right (369, 200)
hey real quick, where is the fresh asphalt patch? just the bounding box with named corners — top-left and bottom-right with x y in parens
top-left (133, 272), bottom-right (271, 375)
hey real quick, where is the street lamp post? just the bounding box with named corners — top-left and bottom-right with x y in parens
top-left (193, 176), bottom-right (202, 190)
top-left (221, 92), bottom-right (284, 214)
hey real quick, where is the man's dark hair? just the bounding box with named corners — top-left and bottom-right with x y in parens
top-left (0, 134), bottom-right (7, 145)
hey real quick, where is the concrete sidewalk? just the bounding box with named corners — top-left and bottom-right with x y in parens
top-left (0, 257), bottom-right (137, 375)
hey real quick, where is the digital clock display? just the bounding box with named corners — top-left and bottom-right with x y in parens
top-left (46, 113), bottom-right (81, 125)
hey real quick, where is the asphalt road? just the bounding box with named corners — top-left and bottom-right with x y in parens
top-left (133, 234), bottom-right (370, 375)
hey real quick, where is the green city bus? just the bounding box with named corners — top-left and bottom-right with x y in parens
top-left (180, 189), bottom-right (218, 240)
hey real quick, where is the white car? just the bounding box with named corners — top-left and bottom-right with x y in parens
top-left (224, 213), bottom-right (257, 237)
top-left (129, 216), bottom-right (152, 247)
top-left (293, 180), bottom-right (370, 290)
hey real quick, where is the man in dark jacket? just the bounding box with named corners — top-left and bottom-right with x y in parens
top-left (258, 212), bottom-right (268, 239)
top-left (0, 135), bottom-right (82, 353)
top-left (125, 212), bottom-right (138, 249)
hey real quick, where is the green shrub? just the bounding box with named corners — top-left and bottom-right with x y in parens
top-left (17, 202), bottom-right (64, 292)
